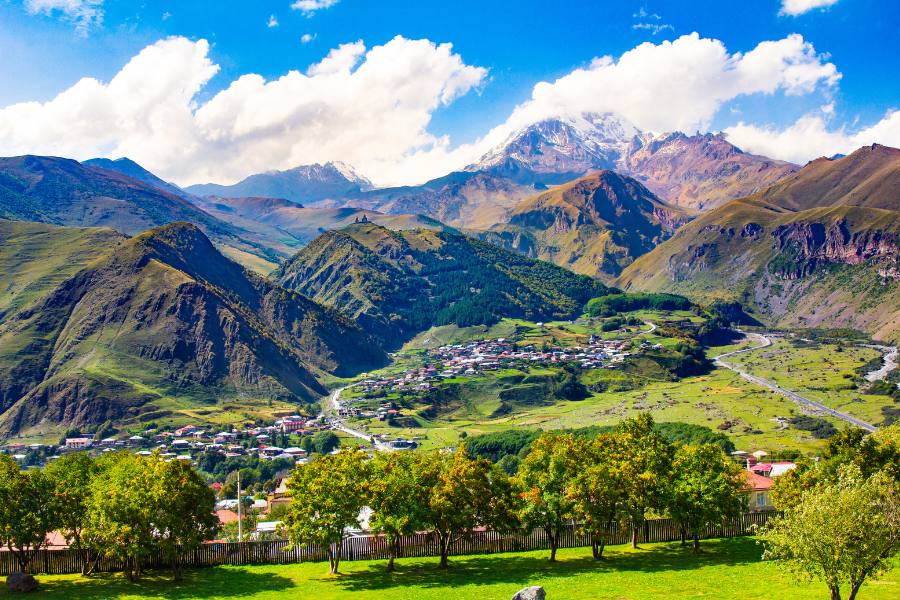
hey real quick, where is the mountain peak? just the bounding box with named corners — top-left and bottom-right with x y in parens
top-left (185, 161), bottom-right (374, 202)
top-left (464, 111), bottom-right (640, 185)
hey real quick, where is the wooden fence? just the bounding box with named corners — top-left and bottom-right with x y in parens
top-left (0, 512), bottom-right (777, 576)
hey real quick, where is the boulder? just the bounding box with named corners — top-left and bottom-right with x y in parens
top-left (7, 573), bottom-right (39, 593)
top-left (511, 586), bottom-right (545, 600)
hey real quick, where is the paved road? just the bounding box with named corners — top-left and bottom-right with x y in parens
top-left (714, 333), bottom-right (878, 433)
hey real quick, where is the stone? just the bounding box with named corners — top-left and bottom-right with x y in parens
top-left (511, 586), bottom-right (545, 600)
top-left (7, 573), bottom-right (39, 593)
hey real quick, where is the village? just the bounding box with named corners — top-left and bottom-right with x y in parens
top-left (350, 335), bottom-right (639, 399)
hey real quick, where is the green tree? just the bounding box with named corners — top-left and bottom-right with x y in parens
top-left (567, 434), bottom-right (625, 559)
top-left (153, 458), bottom-right (219, 580)
top-left (666, 443), bottom-right (747, 552)
top-left (313, 430), bottom-right (341, 455)
top-left (515, 434), bottom-right (575, 561)
top-left (419, 444), bottom-right (518, 568)
top-left (86, 453), bottom-right (159, 581)
top-left (617, 412), bottom-right (673, 548)
top-left (46, 453), bottom-right (104, 574)
top-left (761, 467), bottom-right (900, 600)
top-left (772, 425), bottom-right (900, 509)
top-left (284, 446), bottom-right (369, 574)
top-left (368, 452), bottom-right (431, 572)
top-left (0, 455), bottom-right (61, 572)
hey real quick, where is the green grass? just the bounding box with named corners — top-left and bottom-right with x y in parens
top-left (726, 338), bottom-right (892, 427)
top-left (10, 537), bottom-right (899, 600)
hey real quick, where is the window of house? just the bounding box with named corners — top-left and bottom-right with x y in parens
top-left (756, 492), bottom-right (766, 506)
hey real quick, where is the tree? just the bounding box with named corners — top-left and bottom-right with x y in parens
top-left (616, 412), bottom-right (673, 548)
top-left (313, 430), bottom-right (341, 455)
top-left (761, 467), bottom-right (900, 600)
top-left (284, 446), bottom-right (369, 574)
top-left (368, 452), bottom-right (431, 572)
top-left (419, 444), bottom-right (518, 568)
top-left (153, 458), bottom-right (219, 580)
top-left (86, 453), bottom-right (159, 581)
top-left (772, 425), bottom-right (900, 509)
top-left (46, 453), bottom-right (104, 574)
top-left (567, 434), bottom-right (625, 559)
top-left (515, 434), bottom-right (575, 561)
top-left (666, 443), bottom-right (747, 552)
top-left (0, 455), bottom-right (61, 573)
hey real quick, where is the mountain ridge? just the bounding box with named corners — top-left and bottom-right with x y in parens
top-left (0, 221), bottom-right (387, 440)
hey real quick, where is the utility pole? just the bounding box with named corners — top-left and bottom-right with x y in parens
top-left (237, 470), bottom-right (242, 543)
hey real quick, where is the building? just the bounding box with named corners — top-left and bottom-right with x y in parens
top-left (65, 438), bottom-right (93, 450)
top-left (744, 472), bottom-right (775, 512)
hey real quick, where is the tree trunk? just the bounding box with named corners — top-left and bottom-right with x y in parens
top-left (386, 538), bottom-right (397, 573)
top-left (848, 579), bottom-right (865, 600)
top-left (829, 585), bottom-right (842, 600)
top-left (438, 534), bottom-right (450, 569)
top-left (692, 532), bottom-right (700, 553)
top-left (631, 523), bottom-right (640, 549)
top-left (592, 537), bottom-right (606, 559)
top-left (680, 524), bottom-right (687, 546)
top-left (548, 528), bottom-right (558, 562)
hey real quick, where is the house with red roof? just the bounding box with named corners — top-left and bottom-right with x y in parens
top-left (743, 471), bottom-right (775, 512)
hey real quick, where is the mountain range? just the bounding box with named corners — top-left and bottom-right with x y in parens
top-left (272, 222), bottom-right (609, 348)
top-left (0, 220), bottom-right (386, 439)
top-left (184, 161), bottom-right (375, 203)
top-left (614, 145), bottom-right (900, 342)
top-left (471, 170), bottom-right (689, 280)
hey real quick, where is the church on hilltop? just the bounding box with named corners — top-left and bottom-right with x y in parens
top-left (354, 214), bottom-right (369, 224)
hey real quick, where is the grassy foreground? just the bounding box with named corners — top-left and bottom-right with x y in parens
top-left (7, 538), bottom-right (899, 600)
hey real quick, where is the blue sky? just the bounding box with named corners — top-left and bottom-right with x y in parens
top-left (0, 0), bottom-right (897, 185)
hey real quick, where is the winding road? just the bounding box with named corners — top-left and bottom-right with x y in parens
top-left (322, 385), bottom-right (382, 446)
top-left (714, 333), bottom-right (878, 433)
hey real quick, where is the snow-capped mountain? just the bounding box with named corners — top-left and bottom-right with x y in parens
top-left (465, 112), bottom-right (798, 210)
top-left (185, 161), bottom-right (374, 203)
top-left (464, 112), bottom-right (640, 185)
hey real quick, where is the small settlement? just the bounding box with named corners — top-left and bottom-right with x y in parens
top-left (356, 336), bottom-right (637, 396)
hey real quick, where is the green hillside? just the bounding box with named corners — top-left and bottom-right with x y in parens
top-left (471, 171), bottom-right (691, 282)
top-left (614, 199), bottom-right (900, 342)
top-left (272, 223), bottom-right (610, 347)
top-left (0, 155), bottom-right (295, 274)
top-left (0, 222), bottom-right (386, 441)
top-left (0, 219), bottom-right (126, 322)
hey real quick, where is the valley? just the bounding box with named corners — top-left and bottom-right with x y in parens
top-left (0, 123), bottom-right (898, 458)
top-left (322, 312), bottom-right (894, 456)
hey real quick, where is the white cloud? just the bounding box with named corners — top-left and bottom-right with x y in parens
top-left (725, 105), bottom-right (900, 164)
top-left (291, 0), bottom-right (339, 16)
top-left (779, 0), bottom-right (840, 17)
top-left (0, 36), bottom-right (486, 187)
top-left (633, 7), bottom-right (661, 19)
top-left (301, 33), bottom-right (316, 44)
top-left (268, 14), bottom-right (279, 27)
top-left (162, 11), bottom-right (171, 20)
top-left (470, 32), bottom-right (840, 155)
top-left (24, 0), bottom-right (104, 31)
top-left (633, 23), bottom-right (673, 35)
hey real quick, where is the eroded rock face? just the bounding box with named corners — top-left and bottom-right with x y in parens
top-left (511, 586), bottom-right (546, 600)
top-left (769, 219), bottom-right (899, 279)
top-left (7, 573), bottom-right (39, 593)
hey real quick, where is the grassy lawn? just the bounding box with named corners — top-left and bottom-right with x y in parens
top-left (9, 538), bottom-right (899, 600)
